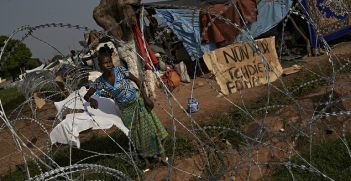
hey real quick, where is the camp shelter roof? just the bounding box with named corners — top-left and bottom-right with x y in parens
top-left (132, 0), bottom-right (229, 9)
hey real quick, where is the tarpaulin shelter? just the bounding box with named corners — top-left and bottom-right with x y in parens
top-left (136, 0), bottom-right (293, 60)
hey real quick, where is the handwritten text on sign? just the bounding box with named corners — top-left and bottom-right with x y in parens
top-left (203, 37), bottom-right (283, 95)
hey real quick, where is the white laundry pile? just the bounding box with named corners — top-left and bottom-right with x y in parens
top-left (50, 90), bottom-right (129, 148)
top-left (54, 89), bottom-right (87, 120)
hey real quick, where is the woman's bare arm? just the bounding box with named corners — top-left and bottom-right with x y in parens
top-left (84, 88), bottom-right (99, 109)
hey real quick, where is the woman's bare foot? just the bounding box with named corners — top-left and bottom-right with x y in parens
top-left (158, 153), bottom-right (168, 166)
top-left (143, 158), bottom-right (151, 172)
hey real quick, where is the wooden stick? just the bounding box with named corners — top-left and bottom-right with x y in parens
top-left (288, 17), bottom-right (312, 57)
top-left (68, 46), bottom-right (72, 57)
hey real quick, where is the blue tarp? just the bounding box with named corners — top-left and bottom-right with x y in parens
top-left (237, 0), bottom-right (293, 41)
top-left (156, 9), bottom-right (217, 61)
top-left (301, 0), bottom-right (351, 47)
top-left (156, 0), bottom-right (293, 60)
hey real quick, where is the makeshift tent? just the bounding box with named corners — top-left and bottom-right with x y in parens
top-left (237, 0), bottom-right (293, 41)
top-left (155, 0), bottom-right (293, 60)
top-left (156, 9), bottom-right (217, 61)
top-left (199, 0), bottom-right (258, 48)
top-left (301, 0), bottom-right (351, 47)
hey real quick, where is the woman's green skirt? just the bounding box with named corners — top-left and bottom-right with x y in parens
top-left (118, 91), bottom-right (168, 157)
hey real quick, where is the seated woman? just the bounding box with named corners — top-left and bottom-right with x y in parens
top-left (84, 51), bottom-right (168, 172)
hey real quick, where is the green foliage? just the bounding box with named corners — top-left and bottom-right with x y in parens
top-left (164, 133), bottom-right (197, 158)
top-left (1, 130), bottom-right (145, 180)
top-left (199, 114), bottom-right (245, 151)
top-left (0, 35), bottom-right (36, 79)
top-left (52, 131), bottom-right (144, 180)
top-left (230, 63), bottom-right (336, 129)
top-left (268, 132), bottom-right (351, 181)
top-left (193, 114), bottom-right (245, 179)
top-left (0, 87), bottom-right (25, 111)
top-left (1, 160), bottom-right (45, 181)
top-left (31, 58), bottom-right (42, 66)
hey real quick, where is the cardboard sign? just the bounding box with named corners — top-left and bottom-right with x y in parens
top-left (203, 37), bottom-right (283, 95)
top-left (34, 92), bottom-right (46, 109)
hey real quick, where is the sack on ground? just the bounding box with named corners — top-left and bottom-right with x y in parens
top-left (167, 71), bottom-right (180, 88)
top-left (175, 61), bottom-right (191, 83)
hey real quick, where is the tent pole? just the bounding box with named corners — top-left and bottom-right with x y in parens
top-left (288, 17), bottom-right (311, 57)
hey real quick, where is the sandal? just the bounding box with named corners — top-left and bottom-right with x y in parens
top-left (161, 157), bottom-right (169, 166)
top-left (143, 168), bottom-right (150, 173)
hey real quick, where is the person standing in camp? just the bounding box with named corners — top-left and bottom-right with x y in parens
top-left (83, 51), bottom-right (168, 172)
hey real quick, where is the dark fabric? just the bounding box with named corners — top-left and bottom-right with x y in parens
top-left (186, 58), bottom-right (211, 77)
top-left (200, 0), bottom-right (258, 47)
top-left (149, 16), bottom-right (159, 35)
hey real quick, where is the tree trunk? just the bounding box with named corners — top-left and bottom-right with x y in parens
top-left (93, 0), bottom-right (145, 84)
top-left (93, 0), bottom-right (140, 44)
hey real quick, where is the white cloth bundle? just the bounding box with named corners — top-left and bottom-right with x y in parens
top-left (51, 90), bottom-right (129, 148)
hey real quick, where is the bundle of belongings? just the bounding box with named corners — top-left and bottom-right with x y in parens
top-left (152, 45), bottom-right (191, 91)
top-left (50, 89), bottom-right (129, 148)
top-left (160, 69), bottom-right (180, 92)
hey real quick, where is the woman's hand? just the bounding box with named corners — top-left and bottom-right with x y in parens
top-left (90, 98), bottom-right (99, 109)
top-left (145, 98), bottom-right (154, 109)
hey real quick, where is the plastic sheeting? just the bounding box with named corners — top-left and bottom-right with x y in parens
top-left (237, 0), bottom-right (293, 41)
top-left (156, 9), bottom-right (217, 61)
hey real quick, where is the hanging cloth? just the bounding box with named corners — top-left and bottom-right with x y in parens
top-left (200, 0), bottom-right (258, 48)
top-left (131, 19), bottom-right (158, 70)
